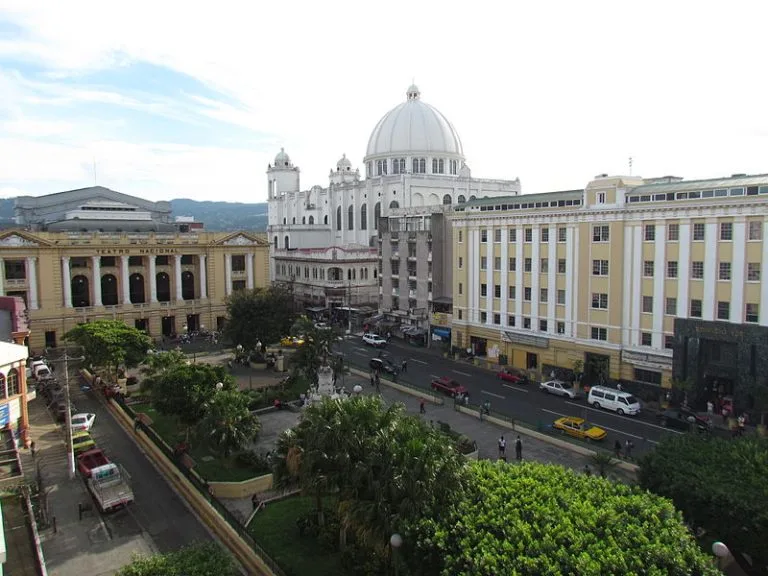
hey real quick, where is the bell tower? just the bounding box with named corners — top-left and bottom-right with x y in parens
top-left (267, 148), bottom-right (300, 199)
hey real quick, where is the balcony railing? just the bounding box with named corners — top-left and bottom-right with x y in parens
top-left (5, 279), bottom-right (27, 287)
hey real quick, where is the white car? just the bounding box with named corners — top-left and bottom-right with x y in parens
top-left (539, 380), bottom-right (577, 399)
top-left (362, 333), bottom-right (387, 347)
top-left (71, 413), bottom-right (96, 432)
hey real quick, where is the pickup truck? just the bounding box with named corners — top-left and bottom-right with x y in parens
top-left (87, 463), bottom-right (134, 513)
top-left (77, 448), bottom-right (110, 478)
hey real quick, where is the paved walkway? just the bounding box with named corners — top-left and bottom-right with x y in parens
top-left (21, 396), bottom-right (155, 576)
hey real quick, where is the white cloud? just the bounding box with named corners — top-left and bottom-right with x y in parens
top-left (0, 0), bottom-right (767, 202)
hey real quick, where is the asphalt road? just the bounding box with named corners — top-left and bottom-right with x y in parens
top-left (69, 380), bottom-right (212, 552)
top-left (338, 338), bottom-right (685, 455)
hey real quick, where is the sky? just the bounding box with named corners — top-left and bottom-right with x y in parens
top-left (0, 1), bottom-right (766, 204)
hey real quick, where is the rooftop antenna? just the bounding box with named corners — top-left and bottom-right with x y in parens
top-left (628, 156), bottom-right (634, 176)
top-left (92, 156), bottom-right (98, 186)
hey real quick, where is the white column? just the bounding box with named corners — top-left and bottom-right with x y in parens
top-left (515, 228), bottom-right (524, 327)
top-left (0, 258), bottom-right (5, 297)
top-left (26, 257), bottom-right (38, 310)
top-left (246, 253), bottom-right (254, 290)
top-left (566, 227), bottom-right (575, 337)
top-left (500, 229), bottom-right (508, 324)
top-left (547, 232), bottom-right (557, 334)
top-left (121, 255), bottom-right (131, 304)
top-left (174, 255), bottom-right (183, 301)
top-left (621, 226), bottom-right (634, 345)
top-left (149, 256), bottom-right (157, 303)
top-left (531, 227), bottom-right (540, 328)
top-left (652, 223), bottom-right (666, 349)
top-left (703, 220), bottom-right (718, 320)
top-left (62, 256), bottom-right (72, 308)
top-left (485, 230), bottom-right (492, 325)
top-left (92, 256), bottom-right (102, 306)
top-left (225, 254), bottom-right (233, 296)
top-left (631, 225), bottom-right (642, 346)
top-left (730, 218), bottom-right (746, 324)
top-left (677, 222), bottom-right (691, 319)
top-left (199, 255), bottom-right (207, 299)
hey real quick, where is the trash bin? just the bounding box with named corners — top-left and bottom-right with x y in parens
top-left (276, 355), bottom-right (285, 372)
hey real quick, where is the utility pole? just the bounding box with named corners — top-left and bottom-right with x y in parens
top-left (51, 351), bottom-right (85, 479)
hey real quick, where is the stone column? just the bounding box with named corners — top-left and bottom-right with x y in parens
top-left (199, 255), bottom-right (207, 299)
top-left (149, 256), bottom-right (157, 303)
top-left (121, 255), bottom-right (131, 304)
top-left (225, 254), bottom-right (232, 296)
top-left (26, 257), bottom-right (38, 310)
top-left (0, 258), bottom-right (5, 297)
top-left (92, 256), bottom-right (102, 306)
top-left (174, 255), bottom-right (183, 300)
top-left (246, 253), bottom-right (254, 290)
top-left (62, 257), bottom-right (72, 308)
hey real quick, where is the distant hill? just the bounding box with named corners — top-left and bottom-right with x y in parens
top-left (0, 197), bottom-right (269, 232)
top-left (170, 199), bottom-right (268, 232)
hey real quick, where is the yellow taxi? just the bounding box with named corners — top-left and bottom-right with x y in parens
top-left (552, 417), bottom-right (607, 441)
top-left (280, 336), bottom-right (305, 347)
top-left (72, 431), bottom-right (96, 455)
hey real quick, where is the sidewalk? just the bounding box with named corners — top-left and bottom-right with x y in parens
top-left (21, 396), bottom-right (155, 576)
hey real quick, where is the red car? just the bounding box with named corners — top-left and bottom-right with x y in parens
top-left (430, 377), bottom-right (469, 398)
top-left (497, 369), bottom-right (528, 384)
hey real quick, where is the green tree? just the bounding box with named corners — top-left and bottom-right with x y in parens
top-left (410, 460), bottom-right (718, 576)
top-left (116, 542), bottom-right (237, 576)
top-left (151, 363), bottom-right (235, 440)
top-left (639, 433), bottom-right (768, 568)
top-left (64, 320), bottom-right (152, 375)
top-left (139, 350), bottom-right (187, 392)
top-left (198, 390), bottom-right (261, 457)
top-left (290, 317), bottom-right (341, 388)
top-left (224, 286), bottom-right (294, 351)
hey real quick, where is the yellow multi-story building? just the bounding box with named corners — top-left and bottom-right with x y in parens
top-left (451, 173), bottom-right (768, 408)
top-left (0, 187), bottom-right (270, 351)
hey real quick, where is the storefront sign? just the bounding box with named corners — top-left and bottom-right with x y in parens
top-left (95, 247), bottom-right (180, 256)
top-left (431, 312), bottom-right (452, 327)
top-left (621, 350), bottom-right (672, 370)
top-left (0, 403), bottom-right (9, 427)
top-left (501, 330), bottom-right (549, 349)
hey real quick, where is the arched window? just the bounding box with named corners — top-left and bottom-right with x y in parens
top-left (7, 368), bottom-right (19, 396)
top-left (309, 215), bottom-right (315, 225)
top-left (283, 218), bottom-right (286, 225)
top-left (457, 195), bottom-right (466, 203)
top-left (273, 236), bottom-right (278, 249)
top-left (347, 269), bottom-right (352, 280)
top-left (412, 158), bottom-right (426, 174)
top-left (442, 194), bottom-right (452, 205)
top-left (374, 202), bottom-right (381, 229)
top-left (284, 236), bottom-right (290, 249)
top-left (348, 205), bottom-right (354, 230)
top-left (324, 214), bottom-right (328, 225)
top-left (292, 217), bottom-right (296, 224)
top-left (373, 268), bottom-right (377, 278)
top-left (360, 204), bottom-right (367, 230)
top-left (0, 374), bottom-right (5, 399)
top-left (389, 200), bottom-right (399, 209)
top-left (336, 206), bottom-right (342, 230)
top-left (302, 216), bottom-right (306, 224)
top-left (469, 195), bottom-right (477, 201)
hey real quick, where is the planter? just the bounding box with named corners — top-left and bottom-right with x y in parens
top-left (463, 449), bottom-right (479, 461)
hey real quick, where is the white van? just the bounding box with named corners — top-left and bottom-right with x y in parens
top-left (33, 364), bottom-right (53, 380)
top-left (587, 386), bottom-right (641, 416)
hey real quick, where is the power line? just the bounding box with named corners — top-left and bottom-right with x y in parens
top-left (48, 350), bottom-right (85, 479)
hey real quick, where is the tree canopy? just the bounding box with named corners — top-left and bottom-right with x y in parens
top-left (639, 433), bottom-right (768, 568)
top-left (116, 542), bottom-right (237, 576)
top-left (410, 460), bottom-right (718, 576)
top-left (64, 320), bottom-right (152, 373)
top-left (139, 350), bottom-right (187, 392)
top-left (151, 363), bottom-right (235, 432)
top-left (289, 317), bottom-right (342, 388)
top-left (224, 286), bottom-right (294, 350)
top-left (199, 390), bottom-right (261, 456)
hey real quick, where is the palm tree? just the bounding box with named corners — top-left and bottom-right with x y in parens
top-left (198, 391), bottom-right (261, 457)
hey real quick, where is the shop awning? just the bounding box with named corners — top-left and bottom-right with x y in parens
top-left (432, 327), bottom-right (451, 338)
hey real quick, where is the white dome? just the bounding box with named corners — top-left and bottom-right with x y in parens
top-left (365, 85), bottom-right (464, 159)
top-left (274, 147), bottom-right (291, 167)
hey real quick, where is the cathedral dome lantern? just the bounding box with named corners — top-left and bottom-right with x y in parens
top-left (364, 85), bottom-right (465, 163)
top-left (336, 153), bottom-right (352, 172)
top-left (274, 147), bottom-right (292, 168)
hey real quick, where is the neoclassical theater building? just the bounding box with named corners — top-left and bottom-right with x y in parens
top-left (3, 186), bottom-right (269, 351)
top-left (267, 84), bottom-right (521, 313)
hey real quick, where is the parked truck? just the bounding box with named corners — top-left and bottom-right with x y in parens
top-left (86, 463), bottom-right (134, 513)
top-left (77, 448), bottom-right (110, 478)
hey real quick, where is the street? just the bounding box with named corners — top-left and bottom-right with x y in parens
top-left (69, 381), bottom-right (212, 551)
top-left (338, 338), bottom-right (683, 455)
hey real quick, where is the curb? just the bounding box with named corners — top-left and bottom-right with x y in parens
top-left (348, 368), bottom-right (444, 404)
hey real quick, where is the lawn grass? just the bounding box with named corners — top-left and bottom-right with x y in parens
top-left (248, 496), bottom-right (342, 576)
top-left (131, 403), bottom-right (267, 482)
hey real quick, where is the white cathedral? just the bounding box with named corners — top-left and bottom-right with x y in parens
top-left (267, 84), bottom-right (521, 310)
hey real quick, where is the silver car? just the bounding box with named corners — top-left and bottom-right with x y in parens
top-left (539, 380), bottom-right (577, 399)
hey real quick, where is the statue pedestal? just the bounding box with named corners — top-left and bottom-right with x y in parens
top-left (308, 365), bottom-right (348, 404)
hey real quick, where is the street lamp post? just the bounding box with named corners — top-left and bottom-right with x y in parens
top-left (712, 541), bottom-right (730, 570)
top-left (390, 533), bottom-right (403, 576)
top-left (50, 351), bottom-right (85, 479)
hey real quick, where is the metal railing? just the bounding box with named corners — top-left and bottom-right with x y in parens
top-left (112, 396), bottom-right (287, 576)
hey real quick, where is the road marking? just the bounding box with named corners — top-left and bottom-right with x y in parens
top-left (430, 374), bottom-right (441, 380)
top-left (452, 370), bottom-right (472, 377)
top-left (564, 401), bottom-right (682, 434)
top-left (411, 359), bottom-right (428, 365)
top-left (354, 347), bottom-right (368, 352)
top-left (502, 384), bottom-right (529, 394)
top-left (540, 408), bottom-right (654, 442)
top-left (482, 390), bottom-right (505, 400)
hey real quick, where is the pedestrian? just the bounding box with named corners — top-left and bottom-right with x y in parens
top-left (419, 399), bottom-right (426, 414)
top-left (401, 359), bottom-right (407, 373)
top-left (30, 441), bottom-right (36, 458)
top-left (583, 464), bottom-right (592, 477)
top-left (498, 435), bottom-right (506, 458)
top-left (707, 400), bottom-right (714, 417)
top-left (387, 331), bottom-right (392, 343)
top-left (251, 493), bottom-right (261, 511)
top-left (616, 383), bottom-right (622, 391)
top-left (614, 439), bottom-right (622, 459)
top-left (624, 439), bottom-right (634, 460)
top-left (515, 436), bottom-right (523, 461)
top-left (134, 416), bottom-right (141, 433)
top-left (375, 373), bottom-right (381, 394)
top-left (370, 372), bottom-right (375, 387)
